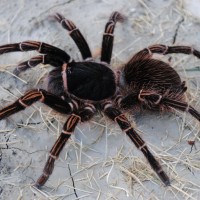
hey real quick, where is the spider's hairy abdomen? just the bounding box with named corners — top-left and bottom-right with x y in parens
top-left (123, 58), bottom-right (183, 93)
top-left (120, 58), bottom-right (188, 111)
top-left (47, 62), bottom-right (116, 101)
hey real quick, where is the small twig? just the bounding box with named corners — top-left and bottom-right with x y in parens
top-left (172, 17), bottom-right (184, 44)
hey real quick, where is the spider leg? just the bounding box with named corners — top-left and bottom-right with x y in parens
top-left (103, 104), bottom-right (170, 186)
top-left (128, 44), bottom-right (200, 65)
top-left (117, 93), bottom-right (139, 110)
top-left (118, 91), bottom-right (164, 112)
top-left (101, 11), bottom-right (125, 64)
top-left (55, 13), bottom-right (92, 60)
top-left (35, 105), bottom-right (95, 187)
top-left (13, 54), bottom-right (65, 75)
top-left (119, 91), bottom-right (200, 122)
top-left (162, 98), bottom-right (200, 121)
top-left (0, 41), bottom-right (71, 61)
top-left (0, 89), bottom-right (77, 119)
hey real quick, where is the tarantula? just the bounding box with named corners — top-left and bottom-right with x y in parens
top-left (0, 11), bottom-right (200, 188)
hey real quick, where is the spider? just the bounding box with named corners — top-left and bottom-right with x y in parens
top-left (0, 11), bottom-right (200, 188)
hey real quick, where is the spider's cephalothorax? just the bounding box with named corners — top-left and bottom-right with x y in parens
top-left (48, 61), bottom-right (117, 101)
top-left (0, 11), bottom-right (200, 188)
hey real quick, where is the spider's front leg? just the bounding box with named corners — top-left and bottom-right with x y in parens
top-left (55, 13), bottom-right (92, 60)
top-left (103, 104), bottom-right (170, 186)
top-left (0, 41), bottom-right (70, 61)
top-left (101, 11), bottom-right (125, 64)
top-left (0, 40), bottom-right (72, 75)
top-left (36, 105), bottom-right (95, 187)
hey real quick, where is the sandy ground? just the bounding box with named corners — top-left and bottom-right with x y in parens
top-left (0, 0), bottom-right (200, 199)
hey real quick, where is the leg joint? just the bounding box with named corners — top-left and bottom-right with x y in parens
top-left (62, 130), bottom-right (73, 135)
top-left (38, 89), bottom-right (45, 103)
top-left (18, 99), bottom-right (29, 108)
top-left (138, 143), bottom-right (146, 150)
top-left (49, 153), bottom-right (57, 160)
top-left (68, 99), bottom-right (79, 111)
top-left (19, 43), bottom-right (25, 51)
top-left (103, 101), bottom-right (113, 111)
top-left (114, 113), bottom-right (126, 123)
top-left (84, 103), bottom-right (96, 113)
top-left (71, 113), bottom-right (81, 121)
top-left (138, 90), bottom-right (162, 105)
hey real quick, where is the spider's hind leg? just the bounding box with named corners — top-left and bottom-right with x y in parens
top-left (162, 98), bottom-right (200, 121)
top-left (136, 89), bottom-right (200, 122)
top-left (103, 104), bottom-right (170, 186)
top-left (119, 89), bottom-right (164, 111)
top-left (138, 90), bottom-right (163, 109)
top-left (119, 89), bottom-right (200, 122)
top-left (127, 44), bottom-right (200, 66)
